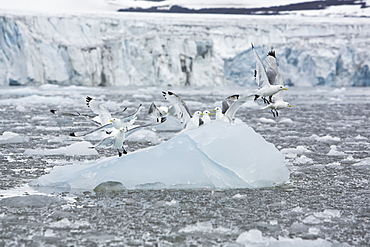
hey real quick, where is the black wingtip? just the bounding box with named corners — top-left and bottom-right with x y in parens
top-left (268, 50), bottom-right (276, 58)
top-left (86, 96), bottom-right (93, 105)
top-left (69, 132), bottom-right (76, 137)
top-left (251, 42), bottom-right (254, 49)
top-left (50, 109), bottom-right (57, 114)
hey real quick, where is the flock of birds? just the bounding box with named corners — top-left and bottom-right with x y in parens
top-left (52, 44), bottom-right (293, 157)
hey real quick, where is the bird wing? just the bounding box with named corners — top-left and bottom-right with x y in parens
top-left (221, 94), bottom-right (240, 114)
top-left (91, 136), bottom-right (115, 149)
top-left (148, 102), bottom-right (168, 123)
top-left (252, 44), bottom-right (270, 89)
top-left (162, 91), bottom-right (192, 124)
top-left (263, 51), bottom-right (278, 85)
top-left (69, 123), bottom-right (112, 137)
top-left (271, 71), bottom-right (286, 102)
top-left (224, 95), bottom-right (254, 122)
top-left (86, 96), bottom-right (112, 125)
top-left (120, 104), bottom-right (143, 125)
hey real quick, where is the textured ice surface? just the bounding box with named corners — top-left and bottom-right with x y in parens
top-left (31, 121), bottom-right (289, 190)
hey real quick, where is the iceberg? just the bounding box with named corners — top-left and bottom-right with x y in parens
top-left (30, 121), bottom-right (289, 190)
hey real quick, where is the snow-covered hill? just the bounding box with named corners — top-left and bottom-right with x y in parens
top-left (0, 0), bottom-right (369, 87)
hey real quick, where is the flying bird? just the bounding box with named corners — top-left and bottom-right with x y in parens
top-left (213, 94), bottom-right (252, 123)
top-left (250, 43), bottom-right (287, 104)
top-left (70, 100), bottom-right (143, 137)
top-left (162, 91), bottom-right (204, 130)
top-left (259, 49), bottom-right (293, 117)
top-left (90, 121), bottom-right (165, 157)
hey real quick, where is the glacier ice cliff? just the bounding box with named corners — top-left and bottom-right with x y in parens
top-left (30, 121), bottom-right (290, 190)
top-left (1, 13), bottom-right (370, 87)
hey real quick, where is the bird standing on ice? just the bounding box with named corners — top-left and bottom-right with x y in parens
top-left (201, 110), bottom-right (212, 125)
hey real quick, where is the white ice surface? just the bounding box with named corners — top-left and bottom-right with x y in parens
top-left (236, 229), bottom-right (345, 247)
top-left (0, 131), bottom-right (28, 144)
top-left (30, 121), bottom-right (289, 190)
top-left (24, 141), bottom-right (98, 156)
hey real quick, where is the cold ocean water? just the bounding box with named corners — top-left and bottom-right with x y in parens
top-left (0, 85), bottom-right (369, 246)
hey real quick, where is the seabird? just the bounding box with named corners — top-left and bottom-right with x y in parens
top-left (162, 91), bottom-right (192, 125)
top-left (250, 43), bottom-right (287, 103)
top-left (259, 49), bottom-right (293, 117)
top-left (90, 121), bottom-right (165, 157)
top-left (70, 102), bottom-right (143, 137)
top-left (201, 110), bottom-right (212, 125)
top-left (148, 102), bottom-right (168, 123)
top-left (213, 94), bottom-right (253, 123)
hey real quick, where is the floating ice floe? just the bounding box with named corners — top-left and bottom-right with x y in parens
top-left (327, 145), bottom-right (345, 156)
top-left (179, 221), bottom-right (232, 234)
top-left (280, 145), bottom-right (312, 158)
top-left (353, 157), bottom-right (370, 166)
top-left (236, 229), bottom-right (346, 247)
top-left (0, 131), bottom-right (29, 144)
top-left (294, 155), bottom-right (314, 165)
top-left (309, 134), bottom-right (341, 143)
top-left (30, 121), bottom-right (289, 190)
top-left (24, 141), bottom-right (98, 156)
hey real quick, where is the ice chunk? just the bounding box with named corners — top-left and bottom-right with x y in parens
top-left (24, 141), bottom-right (98, 156)
top-left (353, 157), bottom-right (370, 166)
top-left (327, 145), bottom-right (345, 156)
top-left (258, 117), bottom-right (276, 124)
top-left (236, 229), bottom-right (336, 246)
top-left (281, 145), bottom-right (312, 158)
top-left (31, 122), bottom-right (289, 190)
top-left (309, 134), bottom-right (341, 143)
top-left (294, 155), bottom-right (314, 165)
top-left (0, 131), bottom-right (28, 144)
top-left (93, 181), bottom-right (126, 193)
top-left (49, 218), bottom-right (90, 229)
top-left (178, 221), bottom-right (231, 234)
top-left (303, 215), bottom-right (322, 224)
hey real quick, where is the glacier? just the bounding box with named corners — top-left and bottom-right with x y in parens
top-left (1, 12), bottom-right (370, 87)
top-left (30, 121), bottom-right (290, 190)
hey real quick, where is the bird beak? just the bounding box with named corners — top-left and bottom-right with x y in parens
top-left (110, 119), bottom-right (113, 122)
top-left (212, 109), bottom-right (217, 112)
top-left (283, 87), bottom-right (288, 90)
top-left (208, 113), bottom-right (213, 115)
top-left (288, 104), bottom-right (293, 107)
top-left (200, 113), bottom-right (204, 115)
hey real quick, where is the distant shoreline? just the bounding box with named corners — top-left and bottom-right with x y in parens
top-left (118, 0), bottom-right (368, 15)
